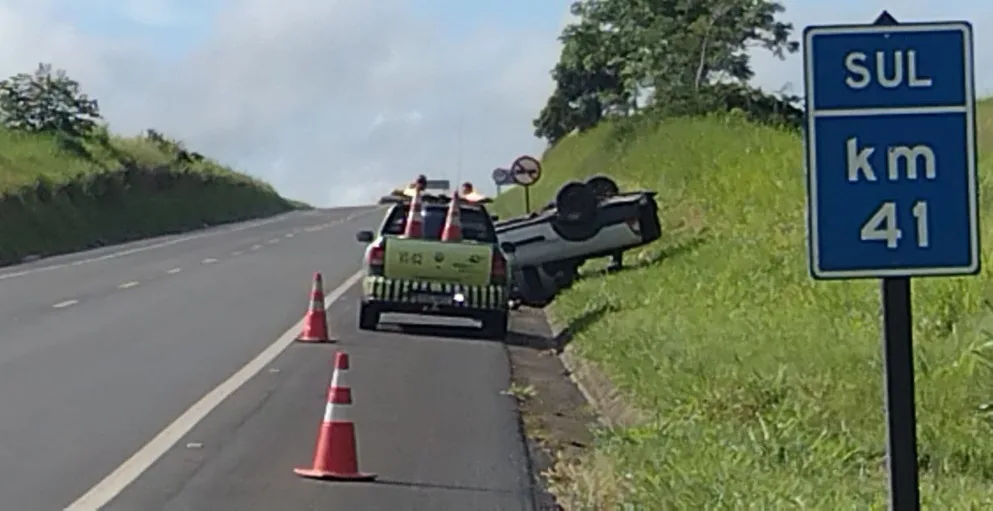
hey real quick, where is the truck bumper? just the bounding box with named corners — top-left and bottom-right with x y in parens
top-left (361, 275), bottom-right (508, 316)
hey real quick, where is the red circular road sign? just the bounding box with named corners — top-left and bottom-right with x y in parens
top-left (510, 155), bottom-right (541, 186)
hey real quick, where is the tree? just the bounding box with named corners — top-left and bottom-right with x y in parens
top-left (533, 2), bottom-right (641, 142)
top-left (0, 63), bottom-right (102, 136)
top-left (533, 0), bottom-right (801, 143)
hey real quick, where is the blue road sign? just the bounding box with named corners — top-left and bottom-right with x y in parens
top-left (803, 21), bottom-right (979, 279)
top-left (492, 167), bottom-right (513, 186)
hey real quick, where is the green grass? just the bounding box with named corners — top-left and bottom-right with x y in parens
top-left (495, 99), bottom-right (993, 509)
top-left (0, 127), bottom-right (303, 265)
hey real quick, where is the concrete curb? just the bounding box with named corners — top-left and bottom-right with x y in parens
top-left (547, 307), bottom-right (647, 429)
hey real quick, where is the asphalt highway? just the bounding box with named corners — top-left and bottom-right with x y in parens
top-left (0, 207), bottom-right (536, 511)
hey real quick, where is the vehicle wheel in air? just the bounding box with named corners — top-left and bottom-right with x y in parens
top-left (585, 175), bottom-right (619, 201)
top-left (481, 310), bottom-right (509, 340)
top-left (554, 181), bottom-right (598, 224)
top-left (550, 217), bottom-right (600, 242)
top-left (358, 303), bottom-right (380, 331)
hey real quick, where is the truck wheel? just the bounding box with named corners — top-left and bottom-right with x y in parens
top-left (550, 218), bottom-right (600, 242)
top-left (482, 310), bottom-right (509, 340)
top-left (358, 303), bottom-right (380, 331)
top-left (585, 175), bottom-right (619, 201)
top-left (554, 181), bottom-right (598, 224)
top-left (514, 267), bottom-right (554, 307)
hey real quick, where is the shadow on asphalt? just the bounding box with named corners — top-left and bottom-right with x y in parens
top-left (376, 302), bottom-right (612, 354)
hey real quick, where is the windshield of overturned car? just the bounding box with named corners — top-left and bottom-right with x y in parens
top-left (383, 204), bottom-right (497, 243)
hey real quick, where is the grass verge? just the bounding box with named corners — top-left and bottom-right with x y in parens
top-left (0, 127), bottom-right (302, 265)
top-left (495, 99), bottom-right (993, 508)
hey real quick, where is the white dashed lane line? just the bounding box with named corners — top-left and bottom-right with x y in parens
top-left (43, 220), bottom-right (362, 315)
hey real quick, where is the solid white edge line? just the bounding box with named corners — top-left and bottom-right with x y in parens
top-left (64, 269), bottom-right (364, 511)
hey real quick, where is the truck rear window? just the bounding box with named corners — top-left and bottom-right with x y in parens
top-left (383, 204), bottom-right (496, 243)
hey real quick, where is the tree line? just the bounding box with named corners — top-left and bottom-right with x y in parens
top-left (0, 62), bottom-right (202, 164)
top-left (533, 0), bottom-right (804, 145)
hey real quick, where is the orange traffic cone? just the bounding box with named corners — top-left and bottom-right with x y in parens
top-left (297, 272), bottom-right (334, 343)
top-left (403, 189), bottom-right (423, 238)
top-left (295, 351), bottom-right (377, 481)
top-left (440, 190), bottom-right (462, 241)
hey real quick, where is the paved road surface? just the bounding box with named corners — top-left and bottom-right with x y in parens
top-left (0, 207), bottom-right (536, 510)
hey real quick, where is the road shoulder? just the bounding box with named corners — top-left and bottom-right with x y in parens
top-left (504, 306), bottom-right (599, 511)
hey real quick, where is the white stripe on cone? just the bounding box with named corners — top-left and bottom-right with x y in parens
top-left (323, 399), bottom-right (352, 422)
top-left (322, 364), bottom-right (352, 422)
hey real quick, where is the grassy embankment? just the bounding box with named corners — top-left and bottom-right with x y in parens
top-left (494, 98), bottom-right (993, 508)
top-left (0, 128), bottom-right (303, 266)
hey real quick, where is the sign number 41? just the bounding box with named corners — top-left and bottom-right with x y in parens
top-left (861, 201), bottom-right (930, 249)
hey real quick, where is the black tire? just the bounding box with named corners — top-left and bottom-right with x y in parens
top-left (554, 181), bottom-right (598, 224)
top-left (585, 175), bottom-right (619, 201)
top-left (358, 303), bottom-right (380, 331)
top-left (550, 218), bottom-right (600, 242)
top-left (513, 267), bottom-right (555, 307)
top-left (481, 310), bottom-right (509, 340)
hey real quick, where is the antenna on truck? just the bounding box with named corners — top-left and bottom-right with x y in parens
top-left (456, 112), bottom-right (464, 187)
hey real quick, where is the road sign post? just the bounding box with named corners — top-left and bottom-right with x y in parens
top-left (803, 11), bottom-right (978, 510)
top-left (510, 155), bottom-right (542, 213)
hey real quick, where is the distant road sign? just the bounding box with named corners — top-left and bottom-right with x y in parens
top-left (492, 168), bottom-right (513, 186)
top-left (803, 20), bottom-right (979, 279)
top-left (510, 155), bottom-right (541, 186)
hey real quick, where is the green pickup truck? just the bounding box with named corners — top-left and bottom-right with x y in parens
top-left (355, 194), bottom-right (514, 339)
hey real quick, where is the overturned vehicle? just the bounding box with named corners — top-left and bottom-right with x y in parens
top-left (494, 175), bottom-right (662, 306)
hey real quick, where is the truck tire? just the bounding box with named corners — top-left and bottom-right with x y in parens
top-left (482, 310), bottom-right (509, 340)
top-left (358, 303), bottom-right (380, 331)
top-left (585, 175), bottom-right (619, 201)
top-left (554, 181), bottom-right (598, 224)
top-left (551, 217), bottom-right (600, 242)
top-left (512, 266), bottom-right (555, 307)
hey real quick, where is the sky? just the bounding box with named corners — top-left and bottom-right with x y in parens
top-left (0, 0), bottom-right (989, 207)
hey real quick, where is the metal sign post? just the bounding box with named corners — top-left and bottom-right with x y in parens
top-left (510, 155), bottom-right (542, 213)
top-left (803, 11), bottom-right (978, 509)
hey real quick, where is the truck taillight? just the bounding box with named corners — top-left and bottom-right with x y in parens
top-left (366, 242), bottom-right (385, 272)
top-left (491, 252), bottom-right (507, 284)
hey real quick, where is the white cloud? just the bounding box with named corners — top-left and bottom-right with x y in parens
top-left (749, 1), bottom-right (993, 96)
top-left (0, 0), bottom-right (561, 206)
top-left (5, 0), bottom-right (981, 209)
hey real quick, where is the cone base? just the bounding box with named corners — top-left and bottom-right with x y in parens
top-left (294, 467), bottom-right (377, 481)
top-left (295, 336), bottom-right (337, 343)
